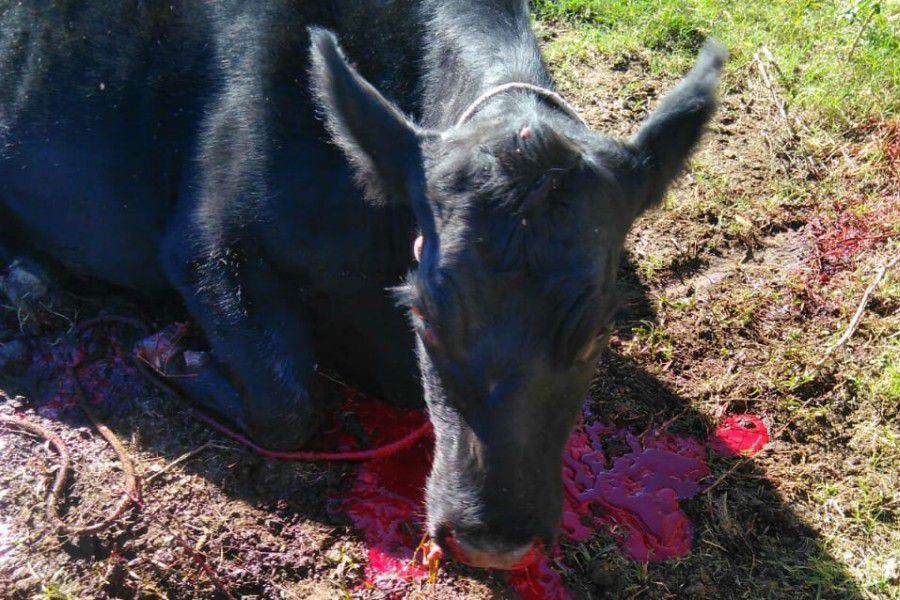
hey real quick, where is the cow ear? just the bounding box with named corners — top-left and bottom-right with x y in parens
top-left (309, 28), bottom-right (426, 207)
top-left (628, 41), bottom-right (727, 212)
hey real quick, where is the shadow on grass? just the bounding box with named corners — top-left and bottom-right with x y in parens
top-left (565, 350), bottom-right (864, 599)
top-left (550, 252), bottom-right (866, 599)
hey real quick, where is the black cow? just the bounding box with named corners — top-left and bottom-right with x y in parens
top-left (0, 1), bottom-right (724, 569)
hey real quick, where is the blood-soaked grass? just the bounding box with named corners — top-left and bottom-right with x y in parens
top-left (805, 194), bottom-right (899, 284)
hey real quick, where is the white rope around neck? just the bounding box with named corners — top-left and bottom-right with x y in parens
top-left (455, 82), bottom-right (588, 128)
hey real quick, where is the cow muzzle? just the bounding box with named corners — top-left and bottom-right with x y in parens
top-left (435, 525), bottom-right (543, 570)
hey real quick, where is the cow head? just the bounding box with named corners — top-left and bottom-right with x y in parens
top-left (309, 28), bottom-right (725, 569)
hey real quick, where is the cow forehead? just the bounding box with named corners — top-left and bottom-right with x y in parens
top-left (429, 118), bottom-right (588, 186)
top-left (428, 248), bottom-right (612, 317)
top-left (432, 199), bottom-right (614, 277)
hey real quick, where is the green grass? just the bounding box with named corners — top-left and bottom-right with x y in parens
top-left (872, 344), bottom-right (900, 407)
top-left (39, 580), bottom-right (79, 600)
top-left (629, 321), bottom-right (676, 360)
top-left (532, 0), bottom-right (899, 128)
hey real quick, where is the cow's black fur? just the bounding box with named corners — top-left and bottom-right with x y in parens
top-left (0, 0), bottom-right (724, 567)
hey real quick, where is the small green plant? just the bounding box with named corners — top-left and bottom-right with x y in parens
top-left (812, 481), bottom-right (840, 503)
top-left (325, 544), bottom-right (361, 595)
top-left (39, 580), bottom-right (80, 600)
top-left (631, 321), bottom-right (675, 360)
top-left (872, 347), bottom-right (900, 405)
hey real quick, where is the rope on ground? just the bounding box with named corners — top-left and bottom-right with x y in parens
top-left (191, 407), bottom-right (433, 461)
top-left (134, 355), bottom-right (433, 462)
top-left (63, 363), bottom-right (143, 535)
top-left (0, 392), bottom-right (141, 537)
top-left (3, 309), bottom-right (431, 542)
top-left (0, 415), bottom-right (72, 514)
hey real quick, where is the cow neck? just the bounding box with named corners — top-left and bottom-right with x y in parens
top-left (418, 0), bottom-right (554, 129)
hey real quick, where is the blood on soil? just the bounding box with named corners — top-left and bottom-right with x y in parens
top-left (328, 401), bottom-right (767, 599)
top-left (12, 321), bottom-right (771, 599)
top-left (320, 392), bottom-right (436, 595)
top-left (709, 414), bottom-right (769, 456)
top-left (29, 327), bottom-right (140, 419)
top-left (507, 416), bottom-right (711, 599)
top-left (806, 196), bottom-right (898, 284)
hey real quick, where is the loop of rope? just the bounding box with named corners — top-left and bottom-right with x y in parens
top-left (191, 407), bottom-right (433, 461)
top-left (132, 336), bottom-right (433, 461)
top-left (455, 81), bottom-right (588, 128)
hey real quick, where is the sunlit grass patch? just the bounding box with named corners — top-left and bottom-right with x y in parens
top-left (533, 0), bottom-right (899, 128)
top-left (872, 345), bottom-right (900, 407)
top-left (38, 579), bottom-right (80, 600)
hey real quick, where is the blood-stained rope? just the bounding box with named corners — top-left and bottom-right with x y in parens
top-left (135, 358), bottom-right (433, 461)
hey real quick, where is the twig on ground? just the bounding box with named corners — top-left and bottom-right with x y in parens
top-left (64, 365), bottom-right (143, 535)
top-left (848, 6), bottom-right (877, 62)
top-left (754, 51), bottom-right (796, 140)
top-left (824, 255), bottom-right (899, 358)
top-left (762, 47), bottom-right (810, 137)
top-left (0, 404), bottom-right (140, 537)
top-left (0, 415), bottom-right (72, 501)
top-left (704, 457), bottom-right (753, 495)
top-left (638, 407), bottom-right (689, 440)
top-left (0, 314), bottom-right (149, 537)
top-left (144, 442), bottom-right (213, 486)
top-left (773, 258), bottom-right (900, 434)
top-left (754, 48), bottom-right (820, 177)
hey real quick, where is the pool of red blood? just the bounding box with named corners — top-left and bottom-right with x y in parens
top-left (507, 414), bottom-right (711, 599)
top-left (329, 404), bottom-right (769, 599)
top-left (321, 394), bottom-right (435, 595)
top-left (327, 403), bottom-right (710, 598)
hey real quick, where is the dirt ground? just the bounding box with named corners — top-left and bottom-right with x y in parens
top-left (1, 23), bottom-right (898, 600)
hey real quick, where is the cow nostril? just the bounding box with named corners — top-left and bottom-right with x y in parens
top-left (445, 531), bottom-right (542, 570)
